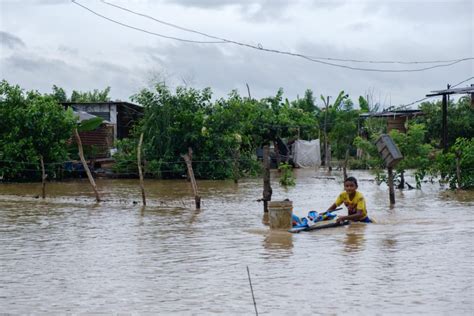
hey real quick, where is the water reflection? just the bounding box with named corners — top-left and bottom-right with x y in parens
top-left (261, 212), bottom-right (269, 226)
top-left (263, 230), bottom-right (293, 251)
top-left (343, 224), bottom-right (367, 253)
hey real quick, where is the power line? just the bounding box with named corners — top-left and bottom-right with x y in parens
top-left (71, 0), bottom-right (227, 44)
top-left (451, 76), bottom-right (474, 88)
top-left (98, 0), bottom-right (474, 72)
top-left (397, 75), bottom-right (474, 109)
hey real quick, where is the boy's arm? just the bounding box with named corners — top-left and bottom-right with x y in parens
top-left (337, 209), bottom-right (364, 223)
top-left (326, 203), bottom-right (338, 212)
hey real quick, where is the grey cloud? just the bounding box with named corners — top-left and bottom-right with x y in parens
top-left (346, 22), bottom-right (372, 32)
top-left (363, 0), bottom-right (473, 23)
top-left (136, 40), bottom-right (472, 108)
top-left (58, 45), bottom-right (79, 55)
top-left (0, 31), bottom-right (26, 49)
top-left (163, 0), bottom-right (292, 22)
top-left (0, 54), bottom-right (145, 101)
top-left (1, 0), bottom-right (69, 4)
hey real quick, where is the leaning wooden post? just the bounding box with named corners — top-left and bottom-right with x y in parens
top-left (376, 134), bottom-right (403, 205)
top-left (137, 133), bottom-right (146, 206)
top-left (182, 147), bottom-right (201, 209)
top-left (40, 155), bottom-right (47, 199)
top-left (74, 128), bottom-right (100, 202)
top-left (262, 145), bottom-right (272, 212)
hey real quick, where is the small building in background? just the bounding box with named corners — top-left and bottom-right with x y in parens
top-left (62, 101), bottom-right (143, 141)
top-left (73, 111), bottom-right (114, 159)
top-left (359, 109), bottom-right (424, 133)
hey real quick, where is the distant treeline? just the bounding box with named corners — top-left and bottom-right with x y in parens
top-left (0, 80), bottom-right (472, 189)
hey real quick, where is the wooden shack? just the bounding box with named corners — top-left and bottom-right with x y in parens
top-left (359, 110), bottom-right (424, 133)
top-left (62, 101), bottom-right (143, 141)
top-left (73, 111), bottom-right (114, 158)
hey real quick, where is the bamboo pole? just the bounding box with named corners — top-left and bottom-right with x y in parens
top-left (74, 128), bottom-right (100, 202)
top-left (137, 133), bottom-right (146, 206)
top-left (40, 155), bottom-right (46, 199)
top-left (182, 147), bottom-right (201, 209)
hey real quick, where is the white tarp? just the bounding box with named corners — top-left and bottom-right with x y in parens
top-left (292, 139), bottom-right (321, 168)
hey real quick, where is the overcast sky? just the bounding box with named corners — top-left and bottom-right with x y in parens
top-left (1, 0), bottom-right (473, 108)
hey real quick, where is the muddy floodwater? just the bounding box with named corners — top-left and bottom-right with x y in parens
top-left (1, 169), bottom-right (473, 314)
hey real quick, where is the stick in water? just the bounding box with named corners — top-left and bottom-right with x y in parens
top-left (247, 266), bottom-right (258, 316)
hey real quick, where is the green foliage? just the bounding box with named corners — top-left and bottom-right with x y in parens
top-left (0, 80), bottom-right (76, 180)
top-left (318, 91), bottom-right (360, 160)
top-left (358, 96), bottom-right (369, 113)
top-left (77, 117), bottom-right (103, 132)
top-left (112, 138), bottom-right (138, 176)
top-left (71, 87), bottom-right (111, 102)
top-left (353, 135), bottom-right (384, 169)
top-left (389, 123), bottom-right (433, 188)
top-left (416, 96), bottom-right (474, 147)
top-left (51, 85), bottom-right (67, 103)
top-left (278, 162), bottom-right (295, 186)
top-left (434, 137), bottom-right (474, 189)
top-left (125, 84), bottom-right (318, 179)
top-left (292, 89), bottom-right (317, 114)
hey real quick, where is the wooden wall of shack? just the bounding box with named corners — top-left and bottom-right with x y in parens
top-left (75, 124), bottom-right (114, 158)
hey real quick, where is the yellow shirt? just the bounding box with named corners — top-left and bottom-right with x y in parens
top-left (335, 191), bottom-right (368, 220)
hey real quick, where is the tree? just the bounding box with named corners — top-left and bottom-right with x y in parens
top-left (70, 87), bottom-right (111, 102)
top-left (389, 123), bottom-right (433, 188)
top-left (416, 96), bottom-right (474, 147)
top-left (0, 80), bottom-right (76, 181)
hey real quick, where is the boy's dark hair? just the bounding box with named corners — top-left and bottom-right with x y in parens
top-left (344, 176), bottom-right (358, 187)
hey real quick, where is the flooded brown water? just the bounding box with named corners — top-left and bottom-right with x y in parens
top-left (1, 169), bottom-right (473, 314)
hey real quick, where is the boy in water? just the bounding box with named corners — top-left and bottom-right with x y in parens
top-left (327, 176), bottom-right (372, 223)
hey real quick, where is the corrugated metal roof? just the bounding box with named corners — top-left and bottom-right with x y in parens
top-left (360, 110), bottom-right (423, 118)
top-left (74, 110), bottom-right (110, 124)
top-left (426, 85), bottom-right (474, 96)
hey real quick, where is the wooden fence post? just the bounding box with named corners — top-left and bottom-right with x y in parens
top-left (262, 145), bottom-right (272, 212)
top-left (233, 146), bottom-right (240, 184)
top-left (137, 133), bottom-right (146, 206)
top-left (388, 167), bottom-right (395, 204)
top-left (74, 128), bottom-right (100, 202)
top-left (40, 155), bottom-right (46, 199)
top-left (376, 134), bottom-right (403, 205)
top-left (182, 147), bottom-right (201, 209)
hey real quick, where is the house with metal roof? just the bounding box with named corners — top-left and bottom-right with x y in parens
top-left (359, 109), bottom-right (424, 133)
